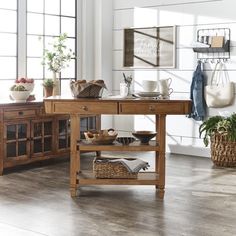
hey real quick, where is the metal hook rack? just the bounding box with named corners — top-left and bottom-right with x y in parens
top-left (193, 28), bottom-right (230, 62)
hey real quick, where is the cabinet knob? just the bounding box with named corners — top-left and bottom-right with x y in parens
top-left (81, 106), bottom-right (88, 111)
top-left (149, 106), bottom-right (155, 112)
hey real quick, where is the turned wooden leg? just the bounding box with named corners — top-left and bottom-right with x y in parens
top-left (70, 187), bottom-right (77, 197)
top-left (70, 114), bottom-right (80, 198)
top-left (0, 160), bottom-right (3, 176)
top-left (156, 115), bottom-right (166, 199)
top-left (158, 187), bottom-right (165, 199)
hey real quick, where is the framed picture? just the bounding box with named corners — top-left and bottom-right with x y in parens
top-left (123, 26), bottom-right (176, 68)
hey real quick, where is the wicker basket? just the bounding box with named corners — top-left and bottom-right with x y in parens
top-left (84, 129), bottom-right (118, 145)
top-left (93, 157), bottom-right (138, 179)
top-left (70, 80), bottom-right (107, 98)
top-left (211, 133), bottom-right (236, 167)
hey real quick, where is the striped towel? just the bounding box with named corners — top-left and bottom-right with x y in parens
top-left (109, 158), bottom-right (149, 173)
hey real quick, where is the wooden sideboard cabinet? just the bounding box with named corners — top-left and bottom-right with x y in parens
top-left (0, 102), bottom-right (100, 175)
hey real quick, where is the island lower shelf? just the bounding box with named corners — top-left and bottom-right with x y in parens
top-left (77, 171), bottom-right (159, 185)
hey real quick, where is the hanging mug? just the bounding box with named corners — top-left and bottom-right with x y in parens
top-left (159, 78), bottom-right (172, 96)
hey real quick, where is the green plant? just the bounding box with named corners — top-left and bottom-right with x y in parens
top-left (42, 79), bottom-right (54, 88)
top-left (10, 85), bottom-right (28, 91)
top-left (122, 73), bottom-right (132, 86)
top-left (199, 113), bottom-right (236, 146)
top-left (42, 33), bottom-right (74, 73)
top-left (122, 73), bottom-right (132, 96)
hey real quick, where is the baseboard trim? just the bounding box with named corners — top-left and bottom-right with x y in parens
top-left (168, 144), bottom-right (211, 158)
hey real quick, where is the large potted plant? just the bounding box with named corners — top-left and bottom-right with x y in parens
top-left (42, 33), bottom-right (74, 96)
top-left (199, 113), bottom-right (236, 167)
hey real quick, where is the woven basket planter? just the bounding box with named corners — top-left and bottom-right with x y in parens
top-left (70, 80), bottom-right (106, 98)
top-left (93, 157), bottom-right (138, 179)
top-left (210, 133), bottom-right (236, 167)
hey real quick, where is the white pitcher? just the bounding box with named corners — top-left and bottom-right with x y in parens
top-left (159, 78), bottom-right (173, 96)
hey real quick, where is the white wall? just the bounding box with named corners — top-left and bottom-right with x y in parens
top-left (81, 0), bottom-right (113, 129)
top-left (112, 0), bottom-right (236, 157)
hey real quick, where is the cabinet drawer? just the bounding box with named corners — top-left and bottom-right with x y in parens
top-left (4, 109), bottom-right (37, 120)
top-left (119, 102), bottom-right (186, 114)
top-left (53, 102), bottom-right (118, 114)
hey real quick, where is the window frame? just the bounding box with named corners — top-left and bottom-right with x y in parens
top-left (0, 0), bottom-right (80, 99)
top-left (26, 0), bottom-right (77, 96)
top-left (0, 3), bottom-right (18, 81)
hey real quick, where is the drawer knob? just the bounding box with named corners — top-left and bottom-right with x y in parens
top-left (149, 106), bottom-right (155, 112)
top-left (18, 111), bottom-right (24, 115)
top-left (81, 106), bottom-right (88, 111)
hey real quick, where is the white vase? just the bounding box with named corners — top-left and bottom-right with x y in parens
top-left (52, 72), bottom-right (60, 96)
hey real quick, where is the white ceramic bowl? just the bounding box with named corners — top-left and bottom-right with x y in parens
top-left (15, 83), bottom-right (34, 93)
top-left (10, 90), bottom-right (31, 102)
top-left (142, 80), bottom-right (157, 92)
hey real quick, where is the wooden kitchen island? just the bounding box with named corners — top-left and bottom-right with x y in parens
top-left (44, 96), bottom-right (191, 199)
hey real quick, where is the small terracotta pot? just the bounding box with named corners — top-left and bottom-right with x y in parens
top-left (44, 87), bottom-right (53, 98)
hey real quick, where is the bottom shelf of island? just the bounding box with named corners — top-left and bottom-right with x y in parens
top-left (77, 170), bottom-right (159, 185)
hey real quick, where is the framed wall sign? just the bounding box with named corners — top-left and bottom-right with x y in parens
top-left (124, 26), bottom-right (176, 68)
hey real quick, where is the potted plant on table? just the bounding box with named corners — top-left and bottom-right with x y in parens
top-left (42, 33), bottom-right (75, 96)
top-left (199, 113), bottom-right (236, 167)
top-left (42, 79), bottom-right (55, 98)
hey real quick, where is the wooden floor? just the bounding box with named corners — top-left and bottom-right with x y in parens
top-left (0, 152), bottom-right (235, 236)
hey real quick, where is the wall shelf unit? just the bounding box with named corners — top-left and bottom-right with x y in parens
top-left (192, 28), bottom-right (230, 61)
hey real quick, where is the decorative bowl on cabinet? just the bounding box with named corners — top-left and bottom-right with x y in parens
top-left (10, 90), bottom-right (31, 102)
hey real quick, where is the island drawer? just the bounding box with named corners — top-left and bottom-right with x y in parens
top-left (119, 102), bottom-right (186, 114)
top-left (52, 102), bottom-right (118, 114)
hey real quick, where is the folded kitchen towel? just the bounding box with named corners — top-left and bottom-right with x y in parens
top-left (109, 158), bottom-right (149, 173)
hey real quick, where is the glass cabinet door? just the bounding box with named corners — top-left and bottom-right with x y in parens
top-left (4, 122), bottom-right (30, 160)
top-left (57, 116), bottom-right (98, 151)
top-left (31, 119), bottom-right (53, 156)
top-left (58, 118), bottom-right (70, 150)
top-left (80, 116), bottom-right (97, 139)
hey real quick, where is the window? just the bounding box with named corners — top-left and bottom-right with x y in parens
top-left (0, 1), bottom-right (17, 98)
top-left (0, 0), bottom-right (77, 99)
top-left (27, 0), bottom-right (77, 97)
